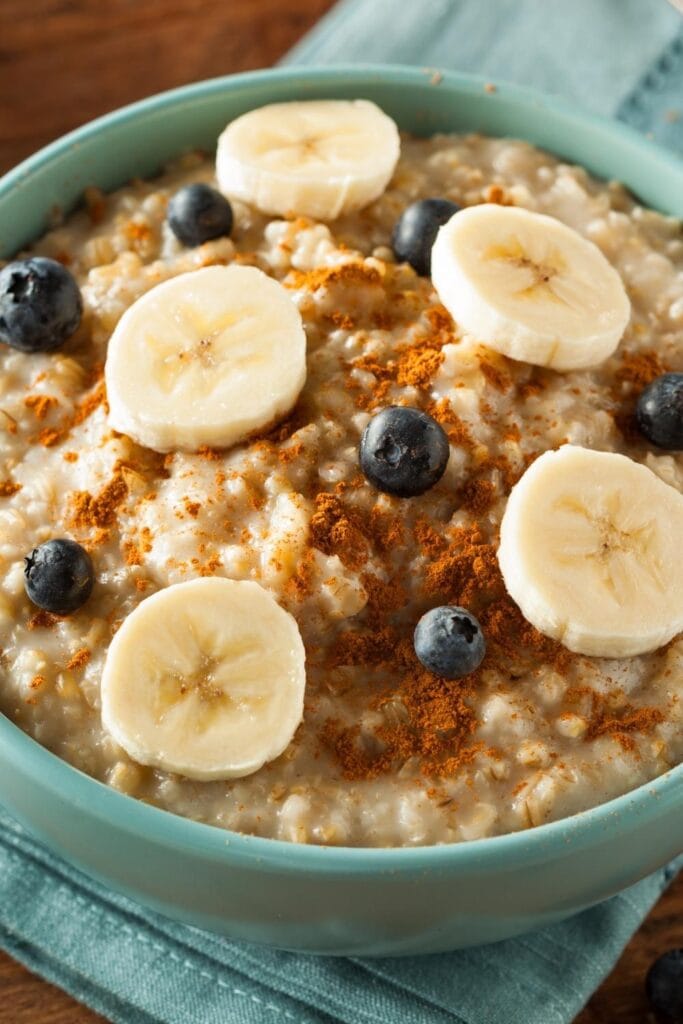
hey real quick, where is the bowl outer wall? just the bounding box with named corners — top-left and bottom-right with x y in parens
top-left (0, 65), bottom-right (682, 954)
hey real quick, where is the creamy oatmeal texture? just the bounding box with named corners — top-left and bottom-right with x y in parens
top-left (1, 127), bottom-right (682, 847)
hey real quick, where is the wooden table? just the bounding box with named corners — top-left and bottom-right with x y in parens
top-left (0, 3), bottom-right (681, 1022)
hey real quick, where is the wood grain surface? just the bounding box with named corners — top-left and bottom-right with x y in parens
top-left (0, 3), bottom-right (681, 1023)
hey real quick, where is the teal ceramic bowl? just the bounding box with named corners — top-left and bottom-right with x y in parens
top-left (1, 65), bottom-right (682, 956)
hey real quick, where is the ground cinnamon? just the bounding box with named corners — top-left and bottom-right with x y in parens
top-left (309, 493), bottom-right (369, 572)
top-left (423, 524), bottom-right (573, 674)
top-left (321, 652), bottom-right (482, 780)
top-left (66, 648), bottom-right (90, 671)
top-left (425, 398), bottom-right (476, 450)
top-left (478, 357), bottom-right (513, 393)
top-left (611, 348), bottom-right (667, 441)
top-left (35, 377), bottom-right (107, 448)
top-left (69, 463), bottom-right (129, 531)
top-left (27, 610), bottom-right (60, 630)
top-left (287, 261), bottom-right (383, 293)
top-left (24, 394), bottom-right (59, 421)
top-left (482, 183), bottom-right (514, 205)
top-left (457, 477), bottom-right (497, 516)
top-left (614, 350), bottom-right (666, 389)
top-left (586, 704), bottom-right (664, 752)
top-left (347, 303), bottom-right (456, 411)
top-left (566, 685), bottom-right (665, 753)
top-left (359, 571), bottom-right (407, 623)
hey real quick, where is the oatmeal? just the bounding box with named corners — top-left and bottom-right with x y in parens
top-left (0, 117), bottom-right (682, 847)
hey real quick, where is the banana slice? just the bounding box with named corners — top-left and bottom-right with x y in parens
top-left (498, 446), bottom-right (683, 657)
top-left (105, 265), bottom-right (306, 453)
top-left (105, 266), bottom-right (305, 454)
top-left (431, 204), bottom-right (630, 371)
top-left (215, 99), bottom-right (400, 220)
top-left (101, 578), bottom-right (306, 780)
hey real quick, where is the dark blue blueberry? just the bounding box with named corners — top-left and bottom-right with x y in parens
top-left (414, 606), bottom-right (486, 679)
top-left (636, 373), bottom-right (683, 450)
top-left (646, 949), bottom-right (683, 1023)
top-left (359, 406), bottom-right (449, 497)
top-left (392, 198), bottom-right (461, 276)
top-left (167, 183), bottom-right (233, 247)
top-left (0, 257), bottom-right (82, 353)
top-left (24, 539), bottom-right (94, 615)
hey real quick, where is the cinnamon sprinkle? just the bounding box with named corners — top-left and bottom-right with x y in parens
top-left (368, 506), bottom-right (404, 552)
top-left (27, 610), bottom-right (60, 630)
top-left (24, 394), bottom-right (60, 421)
top-left (611, 349), bottom-right (667, 441)
top-left (38, 427), bottom-right (61, 447)
top-left (322, 657), bottom-right (481, 780)
top-left (359, 571), bottom-right (407, 624)
top-left (69, 463), bottom-right (129, 531)
top-left (478, 357), bottom-right (513, 393)
top-left (482, 183), bottom-right (514, 205)
top-left (309, 493), bottom-right (368, 572)
top-left (395, 347), bottom-right (444, 388)
top-left (285, 548), bottom-right (316, 602)
top-left (566, 685), bottom-right (666, 753)
top-left (425, 398), bottom-right (475, 450)
top-left (413, 518), bottom-right (448, 557)
top-left (615, 350), bottom-right (666, 389)
top-left (586, 704), bottom-right (664, 752)
top-left (348, 304), bottom-right (455, 410)
top-left (35, 378), bottom-right (107, 448)
top-left (457, 477), bottom-right (497, 516)
top-left (424, 524), bottom-right (572, 673)
top-left (287, 262), bottom-right (383, 292)
top-left (66, 648), bottom-right (90, 671)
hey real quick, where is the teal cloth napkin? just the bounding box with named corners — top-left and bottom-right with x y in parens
top-left (284, 0), bottom-right (683, 151)
top-left (3, 1), bottom-right (683, 1022)
top-left (1, 806), bottom-right (681, 1024)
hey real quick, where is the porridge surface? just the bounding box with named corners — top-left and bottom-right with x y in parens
top-left (0, 132), bottom-right (682, 846)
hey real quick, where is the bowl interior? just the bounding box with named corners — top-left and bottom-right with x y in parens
top-left (0, 65), bottom-right (682, 871)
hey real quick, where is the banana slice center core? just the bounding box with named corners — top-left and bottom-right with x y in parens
top-left (150, 305), bottom-right (266, 395)
top-left (175, 335), bottom-right (219, 368)
top-left (153, 649), bottom-right (267, 733)
top-left (485, 238), bottom-right (565, 302)
top-left (555, 496), bottom-right (663, 607)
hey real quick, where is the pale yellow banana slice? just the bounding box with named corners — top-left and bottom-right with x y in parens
top-left (101, 578), bottom-right (306, 780)
top-left (497, 446), bottom-right (683, 657)
top-left (431, 204), bottom-right (630, 371)
top-left (105, 265), bottom-right (306, 453)
top-left (215, 99), bottom-right (400, 220)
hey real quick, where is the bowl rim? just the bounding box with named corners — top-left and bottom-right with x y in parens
top-left (3, 62), bottom-right (683, 212)
top-left (1, 62), bottom-right (682, 874)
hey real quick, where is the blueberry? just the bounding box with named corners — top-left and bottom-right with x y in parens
top-left (646, 949), bottom-right (683, 1023)
top-left (0, 257), bottom-right (82, 353)
top-left (636, 373), bottom-right (683, 450)
top-left (167, 183), bottom-right (233, 247)
top-left (24, 539), bottom-right (94, 615)
top-left (392, 198), bottom-right (461, 276)
top-left (359, 406), bottom-right (449, 497)
top-left (414, 606), bottom-right (486, 678)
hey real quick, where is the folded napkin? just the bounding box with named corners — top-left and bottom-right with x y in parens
top-left (1, 807), bottom-right (681, 1024)
top-left (284, 0), bottom-right (683, 152)
top-left (3, 1), bottom-right (683, 1022)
